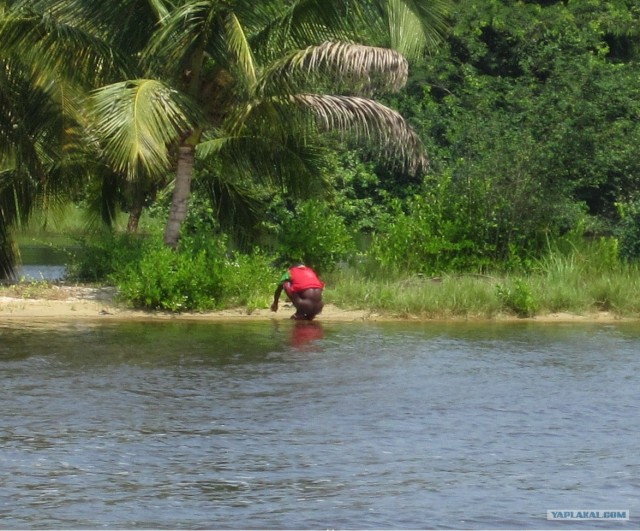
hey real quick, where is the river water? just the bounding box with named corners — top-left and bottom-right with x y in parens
top-left (1, 319), bottom-right (638, 529)
top-left (16, 243), bottom-right (68, 281)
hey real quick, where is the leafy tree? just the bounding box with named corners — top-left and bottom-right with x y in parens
top-left (88, 0), bottom-right (450, 249)
top-left (370, 0), bottom-right (640, 269)
top-left (0, 0), bottom-right (452, 275)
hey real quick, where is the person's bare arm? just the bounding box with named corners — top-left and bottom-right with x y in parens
top-left (271, 283), bottom-right (284, 312)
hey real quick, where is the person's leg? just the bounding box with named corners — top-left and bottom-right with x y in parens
top-left (291, 289), bottom-right (324, 320)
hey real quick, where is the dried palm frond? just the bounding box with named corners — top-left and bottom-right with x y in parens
top-left (259, 41), bottom-right (409, 96)
top-left (294, 93), bottom-right (427, 174)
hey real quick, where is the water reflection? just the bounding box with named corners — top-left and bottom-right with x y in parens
top-left (290, 321), bottom-right (325, 351)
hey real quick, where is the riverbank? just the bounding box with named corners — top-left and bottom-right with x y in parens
top-left (0, 284), bottom-right (378, 322)
top-left (0, 284), bottom-right (633, 323)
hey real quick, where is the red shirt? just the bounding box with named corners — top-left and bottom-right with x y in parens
top-left (286, 266), bottom-right (324, 292)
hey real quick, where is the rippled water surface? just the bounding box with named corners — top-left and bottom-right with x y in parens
top-left (1, 319), bottom-right (639, 529)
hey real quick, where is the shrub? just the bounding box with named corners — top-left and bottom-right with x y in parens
top-left (66, 232), bottom-right (147, 282)
top-left (67, 228), bottom-right (278, 312)
top-left (617, 200), bottom-right (640, 262)
top-left (495, 279), bottom-right (538, 317)
top-left (275, 199), bottom-right (355, 273)
top-left (221, 250), bottom-right (276, 312)
top-left (368, 194), bottom-right (493, 275)
top-left (112, 236), bottom-right (227, 311)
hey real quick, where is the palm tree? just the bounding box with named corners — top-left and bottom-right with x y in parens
top-left (1, 0), bottom-right (452, 264)
top-left (91, 0), bottom-right (451, 248)
top-left (0, 0), bottom-right (151, 278)
top-left (0, 1), bottom-right (97, 278)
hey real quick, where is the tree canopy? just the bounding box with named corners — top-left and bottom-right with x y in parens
top-left (1, 0), bottom-right (640, 278)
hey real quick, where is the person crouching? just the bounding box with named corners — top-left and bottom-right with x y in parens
top-left (271, 264), bottom-right (324, 320)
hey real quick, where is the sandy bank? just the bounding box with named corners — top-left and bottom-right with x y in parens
top-left (0, 285), bottom-right (381, 323)
top-left (0, 285), bottom-right (634, 324)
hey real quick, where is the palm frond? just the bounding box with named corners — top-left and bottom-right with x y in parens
top-left (294, 93), bottom-right (428, 174)
top-left (0, 59), bottom-right (51, 182)
top-left (222, 12), bottom-right (257, 93)
top-left (0, 6), bottom-right (133, 86)
top-left (28, 0), bottom-right (168, 56)
top-left (141, 0), bottom-right (172, 24)
top-left (88, 79), bottom-right (199, 179)
top-left (197, 129), bottom-right (331, 197)
top-left (143, 0), bottom-right (220, 77)
top-left (193, 170), bottom-right (267, 246)
top-left (259, 41), bottom-right (409, 96)
top-left (250, 0), bottom-right (363, 60)
top-left (385, 0), bottom-right (451, 58)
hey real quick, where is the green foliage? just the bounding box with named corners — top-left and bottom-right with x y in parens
top-left (275, 199), bottom-right (355, 273)
top-left (68, 230), bottom-right (276, 312)
top-left (218, 250), bottom-right (275, 313)
top-left (329, 244), bottom-right (640, 318)
top-left (327, 269), bottom-right (501, 318)
top-left (5, 0), bottom-right (640, 284)
top-left (327, 151), bottom-right (388, 233)
top-left (536, 232), bottom-right (621, 275)
top-left (367, 172), bottom-right (524, 275)
top-left (114, 234), bottom-right (279, 312)
top-left (66, 232), bottom-right (147, 283)
top-left (113, 236), bottom-right (226, 311)
top-left (495, 279), bottom-right (538, 318)
top-left (367, 196), bottom-right (446, 274)
top-left (381, 0), bottom-right (640, 274)
top-left (616, 200), bottom-right (640, 261)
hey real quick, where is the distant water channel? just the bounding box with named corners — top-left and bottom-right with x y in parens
top-left (1, 320), bottom-right (638, 529)
top-left (16, 243), bottom-right (68, 281)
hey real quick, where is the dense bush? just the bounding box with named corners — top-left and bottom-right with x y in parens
top-left (68, 231), bottom-right (276, 312)
top-left (617, 200), bottom-right (640, 262)
top-left (274, 199), bottom-right (356, 274)
top-left (66, 232), bottom-right (147, 282)
top-left (367, 170), bottom-right (539, 275)
top-left (112, 236), bottom-right (226, 311)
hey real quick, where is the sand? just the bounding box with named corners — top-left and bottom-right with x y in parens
top-left (0, 285), bottom-right (379, 323)
top-left (0, 285), bottom-right (633, 323)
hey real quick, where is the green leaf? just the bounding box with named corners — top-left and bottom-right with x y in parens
top-left (89, 79), bottom-right (199, 178)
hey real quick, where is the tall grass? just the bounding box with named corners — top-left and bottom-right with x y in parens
top-left (17, 221), bottom-right (640, 318)
top-left (326, 270), bottom-right (502, 318)
top-left (327, 238), bottom-right (640, 319)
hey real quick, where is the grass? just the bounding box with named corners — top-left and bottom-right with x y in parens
top-left (4, 265), bottom-right (640, 319)
top-left (5, 229), bottom-right (640, 319)
top-left (325, 260), bottom-right (640, 320)
top-left (324, 271), bottom-right (498, 318)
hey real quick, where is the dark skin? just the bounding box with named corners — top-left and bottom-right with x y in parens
top-left (271, 284), bottom-right (324, 320)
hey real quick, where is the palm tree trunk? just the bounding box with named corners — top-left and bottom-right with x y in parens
top-left (126, 204), bottom-right (143, 233)
top-left (163, 144), bottom-right (195, 248)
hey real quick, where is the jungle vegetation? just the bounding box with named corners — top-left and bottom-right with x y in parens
top-left (1, 0), bottom-right (640, 316)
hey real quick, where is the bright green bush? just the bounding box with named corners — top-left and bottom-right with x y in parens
top-left (113, 236), bottom-right (227, 311)
top-left (221, 250), bottom-right (276, 312)
top-left (367, 191), bottom-right (495, 275)
top-left (617, 200), bottom-right (640, 262)
top-left (69, 230), bottom-right (277, 312)
top-left (275, 199), bottom-right (355, 273)
top-left (495, 279), bottom-right (538, 318)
